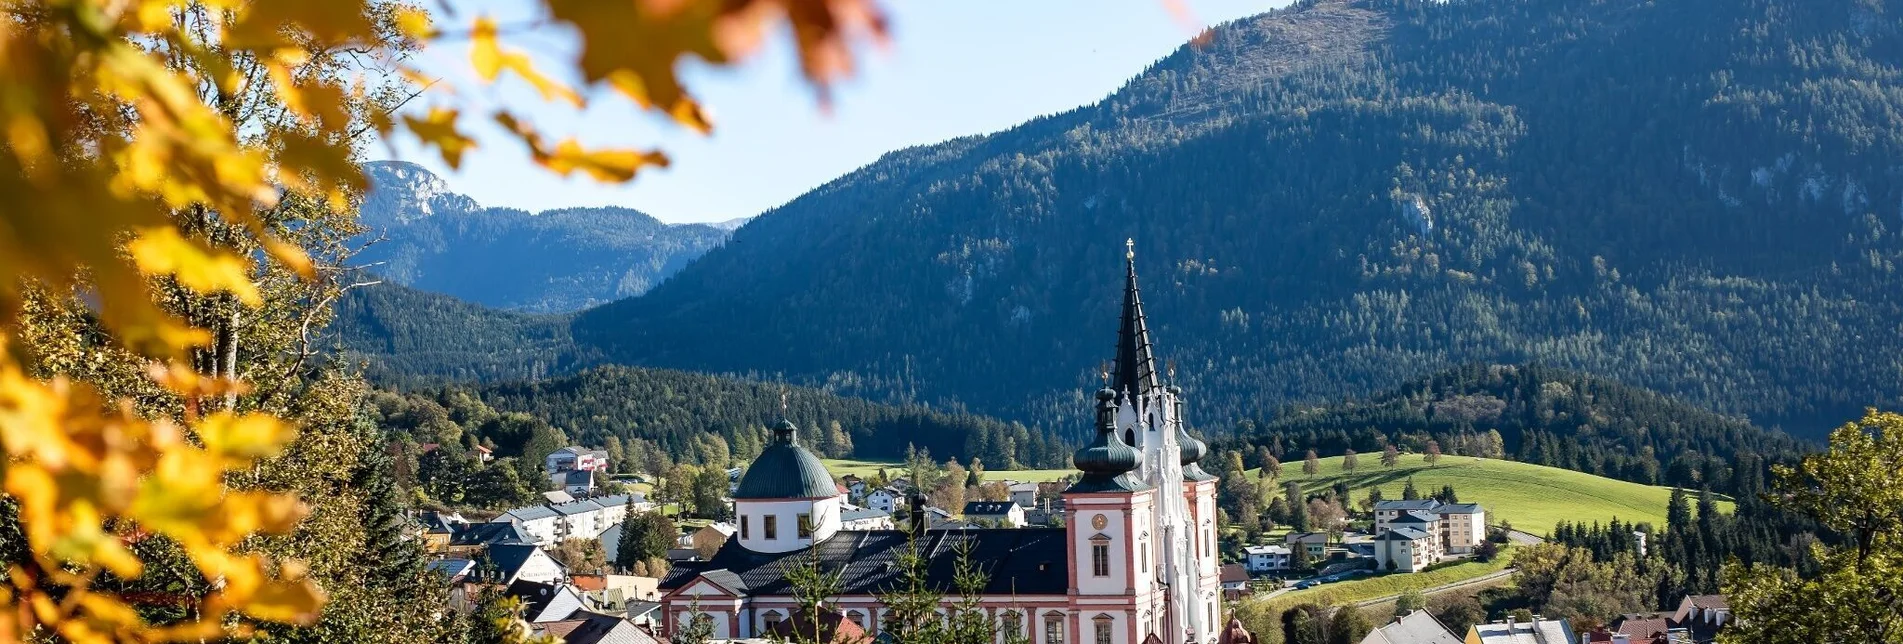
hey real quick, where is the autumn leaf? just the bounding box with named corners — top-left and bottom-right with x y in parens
top-left (403, 107), bottom-right (477, 169)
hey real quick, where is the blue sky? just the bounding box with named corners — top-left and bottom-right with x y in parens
top-left (382, 1), bottom-right (1285, 223)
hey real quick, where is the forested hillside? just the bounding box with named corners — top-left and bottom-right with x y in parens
top-left (470, 365), bottom-right (1071, 469)
top-left (355, 161), bottom-right (730, 312)
top-left (331, 281), bottom-right (599, 384)
top-left (540, 0), bottom-right (1903, 438)
top-left (1222, 363), bottom-right (1809, 497)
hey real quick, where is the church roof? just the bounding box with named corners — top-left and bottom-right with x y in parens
top-left (1113, 241), bottom-right (1161, 399)
top-left (734, 419), bottom-right (839, 499)
top-left (1069, 389), bottom-right (1147, 494)
top-left (660, 529), bottom-right (1070, 596)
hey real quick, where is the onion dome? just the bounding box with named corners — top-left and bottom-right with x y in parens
top-left (1171, 385), bottom-right (1217, 482)
top-left (1068, 388), bottom-right (1148, 493)
top-left (733, 419), bottom-right (839, 499)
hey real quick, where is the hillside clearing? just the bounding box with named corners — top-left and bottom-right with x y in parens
top-left (1260, 454), bottom-right (1728, 533)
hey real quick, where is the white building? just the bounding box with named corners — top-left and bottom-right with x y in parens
top-left (1372, 499), bottom-right (1488, 555)
top-left (963, 500), bottom-right (1027, 528)
top-left (1243, 545), bottom-right (1291, 573)
top-left (502, 505), bottom-right (564, 547)
top-left (1372, 527), bottom-right (1442, 573)
top-left (546, 446), bottom-right (610, 474)
top-left (839, 505), bottom-right (894, 530)
top-left (865, 487), bottom-right (902, 514)
top-left (1010, 482), bottom-right (1041, 507)
top-left (656, 244), bottom-right (1237, 644)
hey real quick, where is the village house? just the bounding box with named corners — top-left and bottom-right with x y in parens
top-left (865, 486), bottom-right (903, 514)
top-left (546, 446), bottom-right (611, 474)
top-left (480, 543), bottom-right (567, 586)
top-left (1243, 545), bottom-right (1291, 573)
top-left (839, 505), bottom-right (895, 530)
top-left (1010, 481), bottom-right (1041, 507)
top-left (1285, 532), bottom-right (1329, 560)
top-left (1359, 610), bottom-right (1463, 644)
top-left (962, 500), bottom-right (1027, 528)
top-left (1466, 616), bottom-right (1577, 644)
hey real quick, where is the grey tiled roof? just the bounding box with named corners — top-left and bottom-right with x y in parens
top-left (452, 521), bottom-right (536, 546)
top-left (487, 544), bottom-right (555, 579)
top-left (552, 499), bottom-right (607, 515)
top-left (661, 529), bottom-right (1071, 596)
top-left (1374, 527), bottom-right (1433, 541)
top-left (1367, 611), bottom-right (1463, 644)
top-left (1393, 510), bottom-right (1439, 524)
top-left (1441, 503), bottom-right (1485, 514)
top-left (1374, 500), bottom-right (1443, 511)
top-left (963, 501), bottom-right (1017, 516)
top-left (506, 505), bottom-right (561, 522)
top-left (840, 507), bottom-right (890, 522)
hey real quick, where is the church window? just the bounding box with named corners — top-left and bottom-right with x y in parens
top-left (1140, 543), bottom-right (1149, 573)
top-left (1092, 543), bottom-right (1111, 577)
top-left (1045, 614), bottom-right (1066, 644)
top-left (741, 515), bottom-right (750, 539)
top-left (1004, 611), bottom-right (1023, 637)
top-left (1093, 615), bottom-right (1113, 644)
top-left (763, 610), bottom-right (784, 632)
top-left (765, 515), bottom-right (779, 539)
top-left (847, 611), bottom-right (864, 629)
top-left (798, 513), bottom-right (813, 538)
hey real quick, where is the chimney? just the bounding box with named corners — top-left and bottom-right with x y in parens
top-left (910, 493), bottom-right (926, 535)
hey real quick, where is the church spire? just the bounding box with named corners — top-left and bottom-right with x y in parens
top-left (1114, 239), bottom-right (1161, 399)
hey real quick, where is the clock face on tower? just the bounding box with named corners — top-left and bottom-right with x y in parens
top-left (1091, 514), bottom-right (1108, 530)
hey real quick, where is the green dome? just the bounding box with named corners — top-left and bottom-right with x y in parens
top-left (733, 420), bottom-right (839, 499)
top-left (1068, 389), bottom-right (1147, 494)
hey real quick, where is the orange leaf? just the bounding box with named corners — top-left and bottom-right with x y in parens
top-left (402, 107), bottom-right (476, 169)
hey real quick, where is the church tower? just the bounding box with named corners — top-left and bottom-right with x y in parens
top-left (731, 419), bottom-right (845, 554)
top-left (1106, 241), bottom-right (1221, 644)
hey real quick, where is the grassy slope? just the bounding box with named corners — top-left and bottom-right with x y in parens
top-left (819, 459), bottom-right (1074, 483)
top-left (1267, 454), bottom-right (1730, 534)
top-left (1261, 545), bottom-right (1519, 609)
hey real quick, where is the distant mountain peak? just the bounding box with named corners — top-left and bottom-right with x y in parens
top-left (707, 216), bottom-right (752, 231)
top-left (362, 160), bottom-right (480, 227)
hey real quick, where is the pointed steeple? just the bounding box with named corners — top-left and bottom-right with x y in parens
top-left (1114, 239), bottom-right (1161, 399)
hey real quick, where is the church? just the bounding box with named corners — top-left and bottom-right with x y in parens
top-left (658, 243), bottom-right (1238, 644)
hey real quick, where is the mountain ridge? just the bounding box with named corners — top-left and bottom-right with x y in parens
top-left (353, 160), bottom-right (732, 312)
top-left (347, 0), bottom-right (1903, 438)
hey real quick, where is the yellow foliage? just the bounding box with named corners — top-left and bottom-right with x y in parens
top-left (0, 0), bottom-right (888, 640)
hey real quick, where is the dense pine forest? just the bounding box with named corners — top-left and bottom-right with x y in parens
top-left (376, 365), bottom-right (1074, 479)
